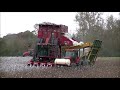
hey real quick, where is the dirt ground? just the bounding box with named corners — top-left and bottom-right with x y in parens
top-left (0, 57), bottom-right (120, 78)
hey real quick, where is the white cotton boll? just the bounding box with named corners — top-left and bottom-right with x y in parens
top-left (79, 41), bottom-right (84, 45)
top-left (63, 33), bottom-right (84, 46)
top-left (73, 41), bottom-right (84, 46)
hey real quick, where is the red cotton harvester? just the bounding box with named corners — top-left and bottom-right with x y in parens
top-left (27, 22), bottom-right (102, 67)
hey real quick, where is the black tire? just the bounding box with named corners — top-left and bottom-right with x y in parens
top-left (76, 60), bottom-right (83, 66)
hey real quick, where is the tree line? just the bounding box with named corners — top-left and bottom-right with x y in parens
top-left (73, 12), bottom-right (120, 57)
top-left (0, 30), bottom-right (37, 56)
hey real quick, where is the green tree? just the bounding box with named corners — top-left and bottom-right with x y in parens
top-left (75, 12), bottom-right (104, 42)
top-left (75, 12), bottom-right (120, 57)
top-left (0, 30), bottom-right (37, 56)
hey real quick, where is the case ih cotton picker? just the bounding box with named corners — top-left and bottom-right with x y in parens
top-left (27, 22), bottom-right (102, 67)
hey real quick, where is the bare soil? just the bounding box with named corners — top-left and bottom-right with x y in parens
top-left (0, 57), bottom-right (120, 78)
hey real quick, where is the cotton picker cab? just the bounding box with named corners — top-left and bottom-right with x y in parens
top-left (57, 40), bottom-right (102, 66)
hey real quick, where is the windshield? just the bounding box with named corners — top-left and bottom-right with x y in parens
top-left (65, 51), bottom-right (75, 57)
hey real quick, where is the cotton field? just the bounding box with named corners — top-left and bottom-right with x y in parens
top-left (0, 57), bottom-right (120, 78)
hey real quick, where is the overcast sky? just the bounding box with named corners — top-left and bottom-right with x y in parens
top-left (0, 12), bottom-right (119, 37)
